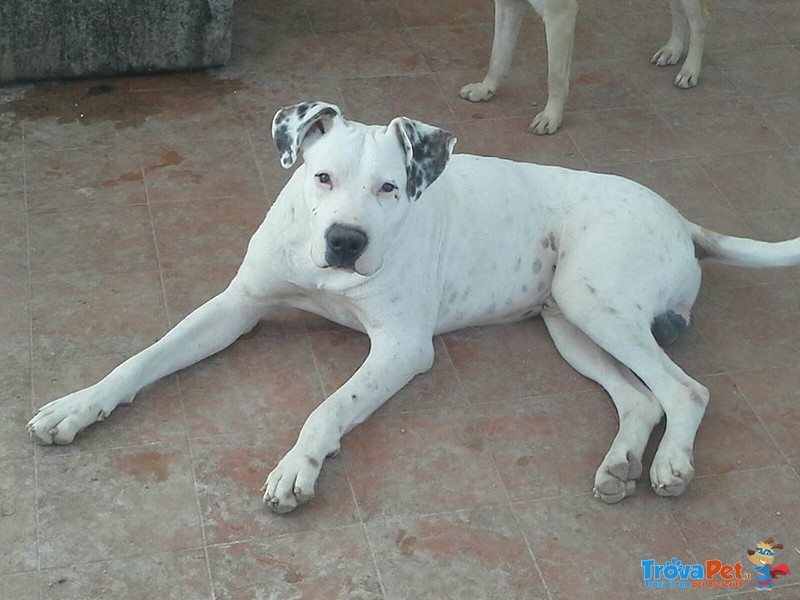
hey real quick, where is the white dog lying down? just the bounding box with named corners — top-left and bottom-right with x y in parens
top-left (462, 0), bottom-right (709, 134)
top-left (29, 101), bottom-right (798, 514)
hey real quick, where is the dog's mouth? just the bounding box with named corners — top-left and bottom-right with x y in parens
top-left (322, 262), bottom-right (364, 276)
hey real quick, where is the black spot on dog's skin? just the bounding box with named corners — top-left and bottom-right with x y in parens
top-left (586, 284), bottom-right (596, 294)
top-left (307, 456), bottom-right (319, 468)
top-left (296, 101), bottom-right (312, 120)
top-left (532, 259), bottom-right (542, 273)
top-left (541, 237), bottom-right (550, 249)
top-left (273, 123), bottom-right (293, 164)
top-left (651, 310), bottom-right (689, 346)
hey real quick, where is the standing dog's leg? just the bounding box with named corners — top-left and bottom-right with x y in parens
top-left (27, 281), bottom-right (273, 444)
top-left (653, 0), bottom-right (707, 88)
top-left (543, 311), bottom-right (664, 503)
top-left (460, 0), bottom-right (526, 102)
top-left (674, 0), bottom-right (706, 88)
top-left (263, 331), bottom-right (434, 513)
top-left (652, 0), bottom-right (689, 68)
top-left (529, 0), bottom-right (578, 134)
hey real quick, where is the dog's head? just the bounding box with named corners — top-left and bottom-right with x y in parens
top-left (272, 101), bottom-right (456, 276)
top-left (747, 538), bottom-right (783, 566)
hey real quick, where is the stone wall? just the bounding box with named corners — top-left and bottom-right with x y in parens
top-left (0, 0), bottom-right (233, 83)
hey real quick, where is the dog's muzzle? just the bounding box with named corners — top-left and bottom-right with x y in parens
top-left (324, 223), bottom-right (368, 270)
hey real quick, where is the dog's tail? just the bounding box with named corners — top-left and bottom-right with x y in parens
top-left (689, 222), bottom-right (800, 268)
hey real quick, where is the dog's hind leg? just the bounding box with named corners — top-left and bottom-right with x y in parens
top-left (27, 280), bottom-right (274, 444)
top-left (652, 0), bottom-right (689, 67)
top-left (529, 0), bottom-right (578, 134)
top-left (674, 0), bottom-right (707, 88)
top-left (543, 310), bottom-right (664, 503)
top-left (551, 279), bottom-right (708, 498)
top-left (460, 0), bottom-right (526, 102)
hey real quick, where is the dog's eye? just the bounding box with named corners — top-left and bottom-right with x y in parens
top-left (316, 172), bottom-right (331, 185)
top-left (380, 182), bottom-right (396, 193)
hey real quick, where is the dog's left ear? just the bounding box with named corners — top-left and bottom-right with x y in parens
top-left (390, 117), bottom-right (457, 201)
top-left (272, 101), bottom-right (343, 168)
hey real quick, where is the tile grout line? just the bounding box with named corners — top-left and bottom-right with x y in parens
top-left (440, 333), bottom-right (556, 599)
top-left (304, 330), bottom-right (389, 598)
top-left (141, 139), bottom-right (217, 600)
top-left (182, 396), bottom-right (219, 600)
top-left (488, 430), bottom-right (556, 600)
top-left (22, 116), bottom-right (45, 600)
top-left (729, 376), bottom-right (797, 471)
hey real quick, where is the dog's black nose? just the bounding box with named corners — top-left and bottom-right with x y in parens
top-left (325, 224), bottom-right (368, 269)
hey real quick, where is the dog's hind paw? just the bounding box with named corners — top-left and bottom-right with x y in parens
top-left (460, 82), bottom-right (495, 102)
top-left (652, 45), bottom-right (683, 66)
top-left (674, 67), bottom-right (699, 89)
top-left (262, 448), bottom-right (323, 514)
top-left (593, 450), bottom-right (641, 504)
top-left (529, 110), bottom-right (562, 135)
top-left (650, 450), bottom-right (694, 497)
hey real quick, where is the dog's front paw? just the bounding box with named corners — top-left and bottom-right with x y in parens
top-left (673, 67), bottom-right (699, 89)
top-left (27, 386), bottom-right (120, 445)
top-left (262, 448), bottom-right (323, 514)
top-left (650, 448), bottom-right (694, 497)
top-left (651, 45), bottom-right (683, 66)
top-left (593, 450), bottom-right (642, 504)
top-left (460, 82), bottom-right (495, 102)
top-left (529, 109), bottom-right (562, 135)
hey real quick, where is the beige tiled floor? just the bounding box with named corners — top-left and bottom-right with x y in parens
top-left (2, 0), bottom-right (800, 598)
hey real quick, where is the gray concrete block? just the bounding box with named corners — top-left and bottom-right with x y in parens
top-left (0, 0), bottom-right (233, 83)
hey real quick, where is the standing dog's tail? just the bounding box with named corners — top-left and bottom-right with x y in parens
top-left (688, 222), bottom-right (800, 268)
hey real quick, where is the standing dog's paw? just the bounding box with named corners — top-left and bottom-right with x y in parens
top-left (593, 450), bottom-right (642, 504)
top-left (529, 110), bottom-right (561, 135)
top-left (27, 387), bottom-right (118, 445)
top-left (460, 82), bottom-right (496, 102)
top-left (674, 67), bottom-right (699, 89)
top-left (651, 45), bottom-right (683, 66)
top-left (650, 449), bottom-right (694, 497)
top-left (262, 448), bottom-right (323, 514)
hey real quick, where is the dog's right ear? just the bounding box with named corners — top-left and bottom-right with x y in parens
top-left (272, 101), bottom-right (342, 168)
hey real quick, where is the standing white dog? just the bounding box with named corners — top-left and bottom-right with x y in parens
top-left (29, 101), bottom-right (797, 513)
top-left (461, 0), bottom-right (709, 134)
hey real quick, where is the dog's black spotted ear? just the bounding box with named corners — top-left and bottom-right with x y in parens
top-left (272, 101), bottom-right (343, 168)
top-left (390, 117), bottom-right (457, 201)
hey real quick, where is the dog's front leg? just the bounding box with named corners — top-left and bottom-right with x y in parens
top-left (460, 0), bottom-right (526, 102)
top-left (262, 331), bottom-right (435, 514)
top-left (27, 281), bottom-right (273, 444)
